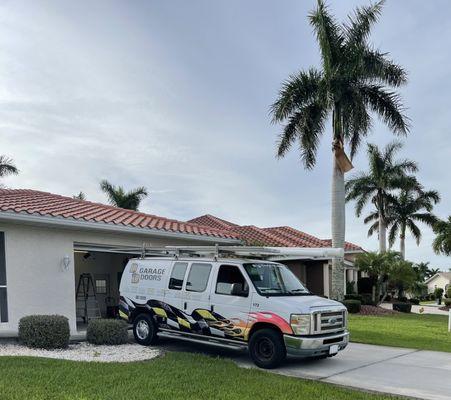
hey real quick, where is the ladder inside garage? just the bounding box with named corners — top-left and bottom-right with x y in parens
top-left (76, 273), bottom-right (101, 323)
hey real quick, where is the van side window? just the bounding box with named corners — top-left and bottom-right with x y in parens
top-left (168, 262), bottom-right (188, 290)
top-left (186, 263), bottom-right (212, 292)
top-left (216, 265), bottom-right (248, 296)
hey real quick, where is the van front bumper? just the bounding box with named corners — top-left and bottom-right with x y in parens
top-left (283, 330), bottom-right (349, 357)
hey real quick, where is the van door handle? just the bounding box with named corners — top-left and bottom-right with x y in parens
top-left (183, 302), bottom-right (187, 310)
top-left (211, 304), bottom-right (214, 312)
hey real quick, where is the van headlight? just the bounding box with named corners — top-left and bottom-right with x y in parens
top-left (290, 314), bottom-right (311, 335)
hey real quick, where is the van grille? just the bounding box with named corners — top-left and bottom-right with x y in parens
top-left (312, 310), bottom-right (346, 334)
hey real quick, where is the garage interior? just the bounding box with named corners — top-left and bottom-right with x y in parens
top-left (73, 243), bottom-right (141, 329)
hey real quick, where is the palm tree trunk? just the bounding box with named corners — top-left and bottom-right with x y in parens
top-left (331, 157), bottom-right (345, 300)
top-left (378, 212), bottom-right (387, 253)
top-left (400, 224), bottom-right (406, 259)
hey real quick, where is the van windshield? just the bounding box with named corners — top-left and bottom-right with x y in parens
top-left (243, 263), bottom-right (311, 296)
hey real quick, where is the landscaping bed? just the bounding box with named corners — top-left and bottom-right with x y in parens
top-left (357, 305), bottom-right (399, 316)
top-left (0, 340), bottom-right (160, 363)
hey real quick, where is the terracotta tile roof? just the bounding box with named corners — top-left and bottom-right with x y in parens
top-left (187, 214), bottom-right (237, 230)
top-left (230, 226), bottom-right (291, 247)
top-left (187, 214), bottom-right (364, 253)
top-left (263, 226), bottom-right (327, 248)
top-left (0, 189), bottom-right (239, 240)
top-left (321, 239), bottom-right (364, 252)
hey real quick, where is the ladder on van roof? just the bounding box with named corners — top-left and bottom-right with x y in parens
top-left (107, 245), bottom-right (344, 260)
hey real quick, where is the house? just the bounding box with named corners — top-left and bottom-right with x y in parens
top-left (188, 215), bottom-right (364, 298)
top-left (0, 189), bottom-right (364, 337)
top-left (0, 189), bottom-right (240, 335)
top-left (425, 272), bottom-right (451, 295)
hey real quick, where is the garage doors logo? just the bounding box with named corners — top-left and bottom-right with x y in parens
top-left (130, 263), bottom-right (140, 284)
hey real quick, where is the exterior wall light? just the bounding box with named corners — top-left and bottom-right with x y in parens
top-left (62, 254), bottom-right (71, 271)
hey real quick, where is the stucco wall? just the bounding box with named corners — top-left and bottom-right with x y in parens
top-left (427, 275), bottom-right (451, 293)
top-left (0, 221), bottom-right (221, 334)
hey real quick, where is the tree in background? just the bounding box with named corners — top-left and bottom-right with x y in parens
top-left (346, 141), bottom-right (417, 253)
top-left (0, 156), bottom-right (18, 179)
top-left (100, 179), bottom-right (147, 211)
top-left (365, 188), bottom-right (440, 259)
top-left (387, 259), bottom-right (417, 299)
top-left (270, 0), bottom-right (409, 299)
top-left (354, 251), bottom-right (402, 304)
top-left (100, 180), bottom-right (148, 211)
top-left (73, 192), bottom-right (86, 201)
top-left (433, 216), bottom-right (451, 256)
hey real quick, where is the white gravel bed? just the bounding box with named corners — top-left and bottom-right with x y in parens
top-left (0, 341), bottom-right (161, 363)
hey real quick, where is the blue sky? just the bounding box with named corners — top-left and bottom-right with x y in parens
top-left (0, 0), bottom-right (449, 268)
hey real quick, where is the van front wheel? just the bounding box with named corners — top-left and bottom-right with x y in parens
top-left (133, 314), bottom-right (158, 346)
top-left (249, 329), bottom-right (286, 369)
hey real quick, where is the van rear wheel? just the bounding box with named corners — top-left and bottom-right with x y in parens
top-left (133, 314), bottom-right (158, 346)
top-left (249, 328), bottom-right (286, 369)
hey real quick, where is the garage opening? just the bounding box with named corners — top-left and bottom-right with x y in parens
top-left (73, 243), bottom-right (141, 331)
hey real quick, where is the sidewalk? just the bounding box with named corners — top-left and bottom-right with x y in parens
top-left (380, 302), bottom-right (449, 315)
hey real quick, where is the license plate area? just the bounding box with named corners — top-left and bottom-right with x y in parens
top-left (329, 344), bottom-right (339, 355)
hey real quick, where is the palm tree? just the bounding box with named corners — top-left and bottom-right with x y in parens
top-left (0, 156), bottom-right (18, 178)
top-left (270, 0), bottom-right (409, 299)
top-left (426, 267), bottom-right (441, 278)
top-left (73, 192), bottom-right (86, 200)
top-left (346, 141), bottom-right (417, 253)
top-left (365, 189), bottom-right (439, 259)
top-left (100, 180), bottom-right (148, 211)
top-left (433, 216), bottom-right (451, 256)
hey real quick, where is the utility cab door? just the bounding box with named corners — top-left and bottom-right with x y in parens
top-left (208, 263), bottom-right (252, 341)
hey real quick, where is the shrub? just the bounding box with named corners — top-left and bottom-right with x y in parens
top-left (384, 294), bottom-right (392, 302)
top-left (344, 294), bottom-right (362, 301)
top-left (361, 293), bottom-right (376, 306)
top-left (392, 302), bottom-right (412, 313)
top-left (444, 298), bottom-right (451, 307)
top-left (447, 286), bottom-right (451, 299)
top-left (408, 298), bottom-right (420, 305)
top-left (342, 300), bottom-right (361, 314)
top-left (18, 315), bottom-right (70, 349)
top-left (87, 319), bottom-right (129, 345)
top-left (434, 287), bottom-right (444, 300)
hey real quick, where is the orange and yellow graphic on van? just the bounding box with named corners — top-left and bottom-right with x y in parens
top-left (245, 311), bottom-right (293, 339)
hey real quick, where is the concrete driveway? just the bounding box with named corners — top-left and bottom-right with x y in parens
top-left (158, 339), bottom-right (451, 400)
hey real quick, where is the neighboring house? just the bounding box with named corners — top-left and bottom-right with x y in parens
top-left (425, 272), bottom-right (451, 294)
top-left (0, 189), bottom-right (240, 335)
top-left (188, 215), bottom-right (364, 298)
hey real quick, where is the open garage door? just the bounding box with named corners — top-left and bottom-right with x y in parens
top-left (73, 242), bottom-right (142, 329)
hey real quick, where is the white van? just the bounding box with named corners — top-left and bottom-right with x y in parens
top-left (119, 246), bottom-right (349, 368)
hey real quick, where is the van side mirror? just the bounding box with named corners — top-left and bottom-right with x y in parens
top-left (231, 283), bottom-right (248, 297)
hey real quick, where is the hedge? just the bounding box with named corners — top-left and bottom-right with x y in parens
top-left (18, 315), bottom-right (70, 349)
top-left (87, 319), bottom-right (129, 345)
top-left (342, 299), bottom-right (361, 314)
top-left (344, 294), bottom-right (362, 301)
top-left (392, 302), bottom-right (412, 313)
top-left (444, 298), bottom-right (451, 307)
top-left (408, 298), bottom-right (420, 305)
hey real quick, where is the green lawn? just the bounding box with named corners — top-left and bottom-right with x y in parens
top-left (349, 313), bottom-right (451, 352)
top-left (0, 352), bottom-right (401, 400)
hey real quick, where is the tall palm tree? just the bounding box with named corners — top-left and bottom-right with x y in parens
top-left (346, 142), bottom-right (417, 253)
top-left (0, 156), bottom-right (18, 178)
top-left (433, 216), bottom-right (451, 256)
top-left (270, 0), bottom-right (409, 299)
top-left (365, 189), bottom-right (439, 259)
top-left (100, 180), bottom-right (148, 211)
